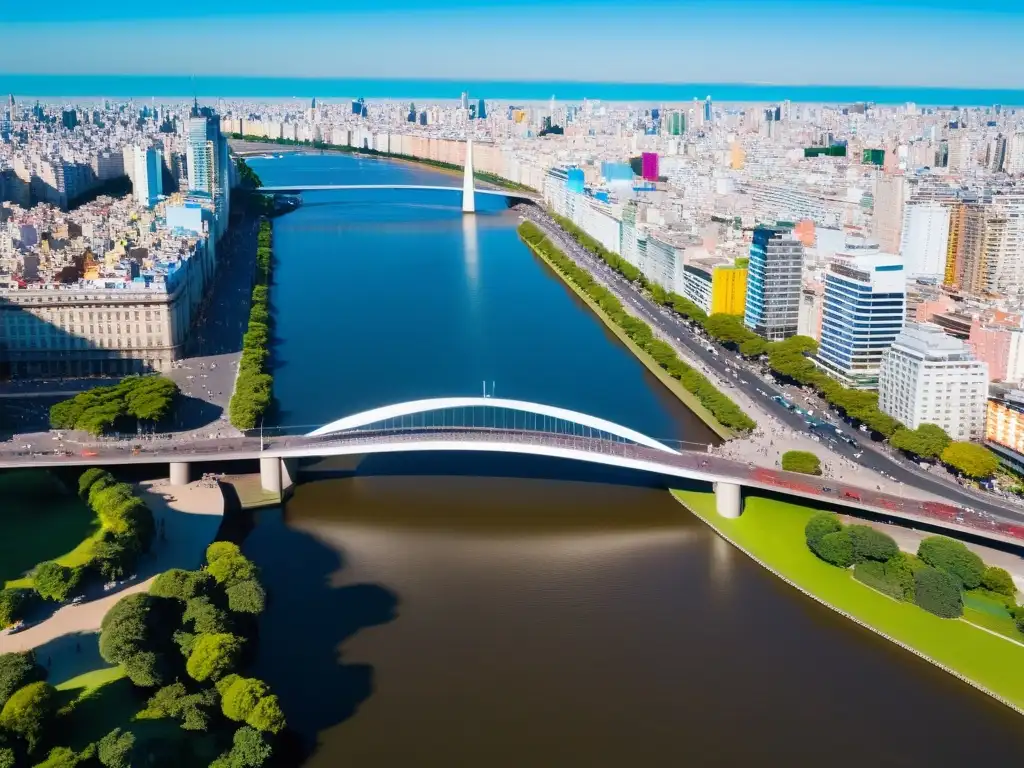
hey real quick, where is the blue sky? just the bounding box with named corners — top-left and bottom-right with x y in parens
top-left (2, 0), bottom-right (1021, 86)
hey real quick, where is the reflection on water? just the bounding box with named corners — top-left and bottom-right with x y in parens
top-left (244, 477), bottom-right (1024, 767)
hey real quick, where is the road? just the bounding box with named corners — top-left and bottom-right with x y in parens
top-left (515, 205), bottom-right (1024, 525)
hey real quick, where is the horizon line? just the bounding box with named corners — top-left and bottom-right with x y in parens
top-left (3, 74), bottom-right (1024, 93)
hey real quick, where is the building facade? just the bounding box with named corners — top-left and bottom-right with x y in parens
top-left (815, 251), bottom-right (906, 388)
top-left (878, 323), bottom-right (989, 441)
top-left (743, 225), bottom-right (803, 340)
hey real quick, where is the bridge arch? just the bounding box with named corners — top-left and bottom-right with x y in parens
top-left (306, 397), bottom-right (678, 454)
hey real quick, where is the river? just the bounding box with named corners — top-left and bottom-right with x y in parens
top-left (241, 152), bottom-right (1024, 765)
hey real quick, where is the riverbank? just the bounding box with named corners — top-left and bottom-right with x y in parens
top-left (673, 489), bottom-right (1024, 714)
top-left (520, 236), bottom-right (734, 441)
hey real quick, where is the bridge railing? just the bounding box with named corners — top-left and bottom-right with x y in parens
top-left (8, 424), bottom-right (1024, 543)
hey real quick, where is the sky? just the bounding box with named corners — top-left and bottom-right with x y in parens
top-left (2, 0), bottom-right (1022, 87)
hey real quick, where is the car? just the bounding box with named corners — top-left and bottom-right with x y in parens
top-left (822, 487), bottom-right (835, 493)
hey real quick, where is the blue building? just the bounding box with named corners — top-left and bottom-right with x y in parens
top-left (566, 168), bottom-right (585, 194)
top-left (743, 226), bottom-right (803, 340)
top-left (476, 98), bottom-right (487, 120)
top-left (815, 249), bottom-right (906, 388)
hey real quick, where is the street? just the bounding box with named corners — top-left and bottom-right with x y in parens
top-left (515, 204), bottom-right (1024, 524)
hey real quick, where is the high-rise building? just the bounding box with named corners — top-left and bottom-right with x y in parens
top-left (187, 115), bottom-right (216, 196)
top-left (1006, 132), bottom-right (1024, 175)
top-left (641, 152), bottom-right (659, 181)
top-left (476, 98), bottom-right (487, 120)
top-left (186, 108), bottom-right (229, 237)
top-left (899, 201), bottom-right (951, 280)
top-left (703, 96), bottom-right (713, 123)
top-left (668, 112), bottom-right (685, 136)
top-left (460, 92), bottom-right (469, 110)
top-left (743, 225), bottom-right (804, 340)
top-left (815, 249), bottom-right (906, 388)
top-left (878, 323), bottom-right (989, 441)
top-left (959, 194), bottom-right (1024, 296)
top-left (872, 173), bottom-right (907, 253)
top-left (132, 145), bottom-right (164, 208)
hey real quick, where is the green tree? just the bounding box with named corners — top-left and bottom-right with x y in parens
top-left (917, 536), bottom-right (984, 589)
top-left (99, 594), bottom-right (180, 687)
top-left (97, 728), bottom-right (135, 768)
top-left (0, 653), bottom-right (46, 711)
top-left (981, 566), bottom-right (1016, 597)
top-left (182, 597), bottom-right (231, 635)
top-left (140, 683), bottom-right (218, 732)
top-left (32, 746), bottom-right (83, 767)
top-left (78, 468), bottom-right (112, 500)
top-left (245, 695), bottom-right (286, 734)
top-left (186, 633), bottom-right (244, 683)
top-left (0, 681), bottom-right (57, 752)
top-left (811, 530), bottom-right (855, 568)
top-left (214, 726), bottom-right (272, 768)
top-left (781, 450), bottom-right (821, 475)
top-left (33, 562), bottom-right (82, 603)
top-left (914, 566), bottom-right (964, 618)
top-left (889, 423), bottom-right (951, 459)
top-left (226, 580), bottom-right (266, 616)
top-left (804, 512), bottom-right (842, 548)
top-left (150, 570), bottom-right (213, 602)
top-left (0, 589), bottom-right (35, 629)
top-left (0, 748), bottom-right (14, 768)
top-left (221, 678), bottom-right (269, 722)
top-left (207, 553), bottom-right (257, 588)
top-left (206, 542), bottom-right (242, 564)
top-left (846, 525), bottom-right (899, 563)
top-left (940, 442), bottom-right (1000, 479)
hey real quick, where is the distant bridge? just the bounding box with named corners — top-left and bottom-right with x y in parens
top-left (257, 184), bottom-right (539, 204)
top-left (257, 136), bottom-right (538, 212)
top-left (3, 396), bottom-right (1021, 547)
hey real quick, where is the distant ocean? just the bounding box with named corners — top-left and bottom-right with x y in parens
top-left (1, 74), bottom-right (1022, 106)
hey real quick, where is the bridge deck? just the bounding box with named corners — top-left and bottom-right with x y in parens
top-left (3, 426), bottom-right (1018, 548)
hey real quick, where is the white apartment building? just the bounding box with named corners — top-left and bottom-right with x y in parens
top-left (878, 323), bottom-right (989, 441)
top-left (899, 201), bottom-right (951, 281)
top-left (815, 249), bottom-right (906, 388)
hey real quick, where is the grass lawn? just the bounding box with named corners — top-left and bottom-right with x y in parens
top-left (0, 471), bottom-right (100, 587)
top-left (674, 489), bottom-right (1024, 711)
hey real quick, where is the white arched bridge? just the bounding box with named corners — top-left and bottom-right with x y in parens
top-left (5, 396), bottom-right (1024, 547)
top-left (256, 137), bottom-right (538, 213)
top-left (258, 184), bottom-right (538, 201)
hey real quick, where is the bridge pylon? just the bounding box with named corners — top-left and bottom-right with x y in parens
top-left (462, 137), bottom-right (476, 214)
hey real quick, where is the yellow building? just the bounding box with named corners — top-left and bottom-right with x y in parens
top-left (986, 397), bottom-right (1024, 455)
top-left (711, 264), bottom-right (748, 315)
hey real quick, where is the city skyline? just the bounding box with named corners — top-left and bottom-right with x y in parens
top-left (3, 0), bottom-right (1023, 88)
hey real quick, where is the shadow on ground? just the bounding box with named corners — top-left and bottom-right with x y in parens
top-left (242, 509), bottom-right (398, 759)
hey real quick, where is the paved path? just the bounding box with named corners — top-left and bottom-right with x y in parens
top-left (0, 480), bottom-right (223, 682)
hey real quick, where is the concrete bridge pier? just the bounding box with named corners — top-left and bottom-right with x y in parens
top-left (169, 462), bottom-right (191, 486)
top-left (714, 481), bottom-right (743, 519)
top-left (260, 456), bottom-right (282, 496)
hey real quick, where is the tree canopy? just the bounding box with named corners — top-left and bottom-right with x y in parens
top-left (50, 376), bottom-right (179, 435)
top-left (889, 423), bottom-right (951, 460)
top-left (0, 653), bottom-right (46, 711)
top-left (940, 442), bottom-right (1000, 479)
top-left (917, 536), bottom-right (984, 589)
top-left (186, 633), bottom-right (244, 683)
top-left (0, 681), bottom-right (57, 752)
